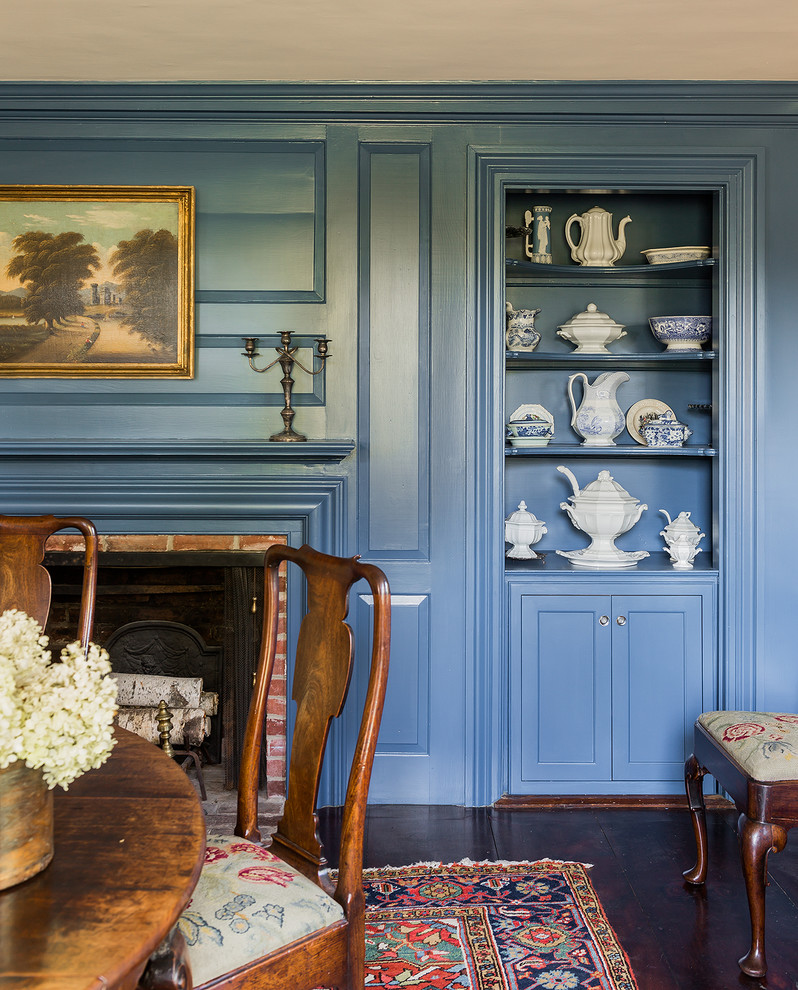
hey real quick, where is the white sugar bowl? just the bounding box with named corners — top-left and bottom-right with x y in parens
top-left (505, 501), bottom-right (547, 559)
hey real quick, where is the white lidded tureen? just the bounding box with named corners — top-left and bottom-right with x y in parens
top-left (505, 501), bottom-right (547, 559)
top-left (556, 466), bottom-right (649, 568)
top-left (659, 509), bottom-right (705, 569)
top-left (557, 302), bottom-right (626, 354)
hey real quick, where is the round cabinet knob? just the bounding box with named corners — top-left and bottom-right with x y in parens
top-left (616, 615), bottom-right (627, 626)
top-left (599, 615), bottom-right (609, 626)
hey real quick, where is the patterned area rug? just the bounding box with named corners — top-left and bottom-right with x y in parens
top-left (362, 860), bottom-right (638, 990)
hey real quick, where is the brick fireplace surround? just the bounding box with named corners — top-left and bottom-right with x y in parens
top-left (45, 532), bottom-right (288, 799)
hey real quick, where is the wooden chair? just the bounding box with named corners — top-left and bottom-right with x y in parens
top-left (0, 513), bottom-right (98, 647)
top-left (684, 710), bottom-right (798, 977)
top-left (140, 543), bottom-right (391, 990)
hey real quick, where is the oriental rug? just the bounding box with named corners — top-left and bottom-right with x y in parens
top-left (361, 860), bottom-right (638, 990)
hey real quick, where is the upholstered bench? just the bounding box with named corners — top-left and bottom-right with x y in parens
top-left (684, 710), bottom-right (798, 977)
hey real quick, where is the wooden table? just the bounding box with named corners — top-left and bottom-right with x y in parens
top-left (0, 727), bottom-right (206, 989)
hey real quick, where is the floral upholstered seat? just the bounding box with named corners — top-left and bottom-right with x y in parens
top-left (698, 711), bottom-right (798, 782)
top-left (178, 834), bottom-right (345, 986)
top-left (685, 709), bottom-right (798, 978)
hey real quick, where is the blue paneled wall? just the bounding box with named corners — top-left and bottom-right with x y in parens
top-left (0, 83), bottom-right (796, 804)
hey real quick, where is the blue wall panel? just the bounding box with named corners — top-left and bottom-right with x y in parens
top-left (358, 144), bottom-right (431, 557)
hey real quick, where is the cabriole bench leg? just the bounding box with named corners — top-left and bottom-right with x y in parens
top-left (683, 754), bottom-right (709, 885)
top-left (737, 815), bottom-right (787, 978)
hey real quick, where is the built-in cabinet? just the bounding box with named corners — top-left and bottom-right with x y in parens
top-left (503, 187), bottom-right (720, 794)
top-left (508, 580), bottom-right (715, 794)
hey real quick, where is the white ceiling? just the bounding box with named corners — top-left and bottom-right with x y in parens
top-left (7, 0), bottom-right (798, 82)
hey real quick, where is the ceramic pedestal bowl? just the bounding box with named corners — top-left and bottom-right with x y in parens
top-left (649, 315), bottom-right (712, 352)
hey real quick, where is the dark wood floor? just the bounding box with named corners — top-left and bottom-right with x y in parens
top-left (318, 804), bottom-right (798, 990)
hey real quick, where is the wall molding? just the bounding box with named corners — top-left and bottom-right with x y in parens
top-left (0, 82), bottom-right (797, 124)
top-left (0, 440), bottom-right (354, 461)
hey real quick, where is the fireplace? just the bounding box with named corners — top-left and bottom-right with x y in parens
top-left (44, 532), bottom-right (288, 797)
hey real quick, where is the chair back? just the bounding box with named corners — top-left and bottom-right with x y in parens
top-left (236, 544), bottom-right (391, 892)
top-left (0, 514), bottom-right (98, 648)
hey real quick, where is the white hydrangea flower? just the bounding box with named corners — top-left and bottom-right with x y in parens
top-left (0, 609), bottom-right (118, 789)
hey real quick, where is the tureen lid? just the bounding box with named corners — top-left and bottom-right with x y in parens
top-left (642, 410), bottom-right (686, 429)
top-left (558, 302), bottom-right (625, 333)
top-left (570, 470), bottom-right (640, 504)
top-left (659, 509), bottom-right (701, 535)
top-left (505, 500), bottom-right (544, 525)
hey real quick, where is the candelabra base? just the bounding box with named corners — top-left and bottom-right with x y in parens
top-left (269, 426), bottom-right (307, 442)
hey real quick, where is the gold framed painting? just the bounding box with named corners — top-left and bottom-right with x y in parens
top-left (0, 185), bottom-right (194, 378)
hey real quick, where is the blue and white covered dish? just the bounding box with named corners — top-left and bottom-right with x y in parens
top-left (640, 410), bottom-right (692, 448)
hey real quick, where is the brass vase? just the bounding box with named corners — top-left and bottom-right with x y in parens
top-left (0, 761), bottom-right (54, 890)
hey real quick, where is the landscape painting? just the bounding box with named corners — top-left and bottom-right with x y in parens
top-left (0, 186), bottom-right (194, 377)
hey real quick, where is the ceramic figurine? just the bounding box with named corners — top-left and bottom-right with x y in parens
top-left (567, 370), bottom-right (629, 445)
top-left (565, 206), bottom-right (631, 267)
top-left (506, 303), bottom-right (542, 351)
top-left (556, 466), bottom-right (648, 567)
top-left (524, 206), bottom-right (553, 264)
top-left (641, 410), bottom-right (692, 448)
top-left (659, 509), bottom-right (705, 569)
top-left (505, 501), bottom-right (547, 559)
top-left (557, 302), bottom-right (627, 354)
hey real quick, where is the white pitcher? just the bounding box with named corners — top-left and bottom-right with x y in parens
top-left (567, 371), bottom-right (629, 446)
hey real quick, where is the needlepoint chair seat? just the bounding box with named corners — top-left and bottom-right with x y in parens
top-left (684, 710), bottom-right (798, 978)
top-left (177, 834), bottom-right (346, 985)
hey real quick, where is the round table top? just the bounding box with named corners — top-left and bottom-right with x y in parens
top-left (0, 726), bottom-right (206, 990)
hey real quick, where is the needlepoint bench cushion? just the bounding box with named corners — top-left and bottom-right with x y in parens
top-left (177, 834), bottom-right (345, 986)
top-left (699, 711), bottom-right (798, 781)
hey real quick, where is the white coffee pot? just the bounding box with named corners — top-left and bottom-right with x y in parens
top-left (565, 206), bottom-right (632, 267)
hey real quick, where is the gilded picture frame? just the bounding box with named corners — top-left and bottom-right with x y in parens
top-left (0, 185), bottom-right (194, 378)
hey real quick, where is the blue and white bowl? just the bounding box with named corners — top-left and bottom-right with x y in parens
top-left (506, 419), bottom-right (553, 447)
top-left (649, 315), bottom-right (712, 352)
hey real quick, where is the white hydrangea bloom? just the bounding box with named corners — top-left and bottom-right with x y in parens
top-left (0, 609), bottom-right (118, 789)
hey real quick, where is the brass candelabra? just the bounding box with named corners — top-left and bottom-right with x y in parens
top-left (241, 332), bottom-right (331, 442)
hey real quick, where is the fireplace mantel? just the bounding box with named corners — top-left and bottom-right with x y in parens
top-left (0, 439), bottom-right (355, 463)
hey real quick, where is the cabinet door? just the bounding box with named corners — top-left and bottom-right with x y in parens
top-left (510, 595), bottom-right (612, 786)
top-left (611, 595), bottom-right (704, 781)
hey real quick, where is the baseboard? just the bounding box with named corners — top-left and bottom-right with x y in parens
top-left (494, 794), bottom-right (734, 811)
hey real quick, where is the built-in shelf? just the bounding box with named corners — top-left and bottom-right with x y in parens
top-left (506, 258), bottom-right (715, 280)
top-left (504, 554), bottom-right (719, 575)
top-left (505, 443), bottom-right (716, 457)
top-left (506, 350), bottom-right (716, 370)
top-left (0, 440), bottom-right (356, 463)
